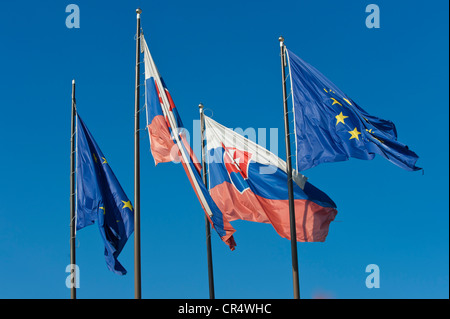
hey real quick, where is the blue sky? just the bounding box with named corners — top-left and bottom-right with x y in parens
top-left (0, 0), bottom-right (448, 299)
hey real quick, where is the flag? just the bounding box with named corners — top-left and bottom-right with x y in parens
top-left (286, 48), bottom-right (421, 172)
top-left (142, 36), bottom-right (236, 250)
top-left (205, 116), bottom-right (338, 242)
top-left (76, 114), bottom-right (134, 275)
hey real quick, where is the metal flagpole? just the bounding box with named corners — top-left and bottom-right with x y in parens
top-left (70, 79), bottom-right (77, 300)
top-left (199, 103), bottom-right (215, 299)
top-left (279, 36), bottom-right (300, 299)
top-left (134, 8), bottom-right (142, 299)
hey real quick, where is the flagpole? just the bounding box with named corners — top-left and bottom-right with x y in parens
top-left (70, 79), bottom-right (77, 300)
top-left (134, 8), bottom-right (142, 299)
top-left (279, 36), bottom-right (300, 299)
top-left (199, 103), bottom-right (215, 299)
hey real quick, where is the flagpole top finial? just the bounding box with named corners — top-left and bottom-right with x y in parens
top-left (199, 103), bottom-right (204, 109)
top-left (136, 8), bottom-right (142, 14)
top-left (72, 79), bottom-right (75, 84)
top-left (279, 36), bottom-right (284, 43)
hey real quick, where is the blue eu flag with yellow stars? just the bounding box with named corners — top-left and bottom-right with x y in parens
top-left (76, 115), bottom-right (134, 275)
top-left (286, 49), bottom-right (421, 172)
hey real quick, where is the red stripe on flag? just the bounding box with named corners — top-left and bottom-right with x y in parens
top-left (211, 182), bottom-right (337, 242)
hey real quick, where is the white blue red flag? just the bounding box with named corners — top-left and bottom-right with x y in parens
top-left (205, 116), bottom-right (338, 242)
top-left (142, 36), bottom-right (236, 250)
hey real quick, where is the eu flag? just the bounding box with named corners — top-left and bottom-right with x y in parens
top-left (287, 49), bottom-right (421, 172)
top-left (76, 115), bottom-right (134, 275)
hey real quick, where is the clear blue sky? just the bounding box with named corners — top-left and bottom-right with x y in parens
top-left (0, 0), bottom-right (448, 299)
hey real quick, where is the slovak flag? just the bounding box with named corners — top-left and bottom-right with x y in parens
top-left (142, 35), bottom-right (236, 250)
top-left (205, 116), bottom-right (338, 242)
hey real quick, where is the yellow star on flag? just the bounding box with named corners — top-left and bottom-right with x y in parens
top-left (335, 112), bottom-right (349, 125)
top-left (100, 207), bottom-right (105, 215)
top-left (122, 200), bottom-right (133, 211)
top-left (348, 127), bottom-right (362, 140)
top-left (330, 98), bottom-right (342, 106)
